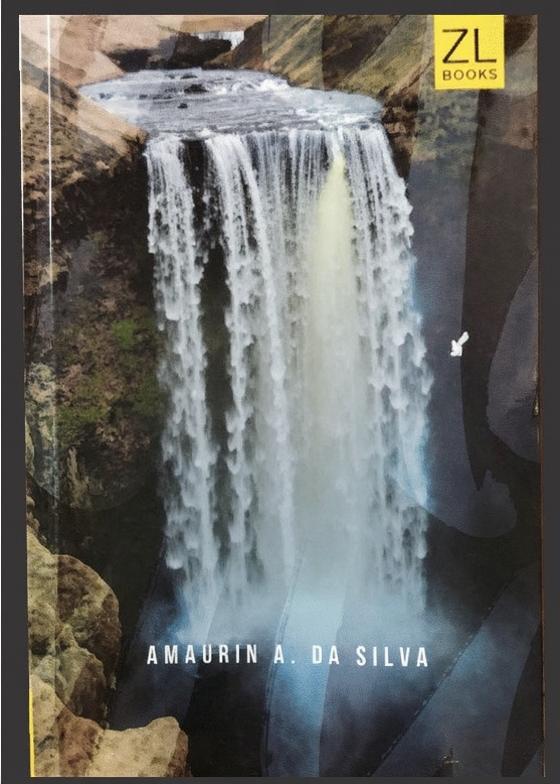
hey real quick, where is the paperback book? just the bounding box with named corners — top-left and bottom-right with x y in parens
top-left (21, 12), bottom-right (541, 777)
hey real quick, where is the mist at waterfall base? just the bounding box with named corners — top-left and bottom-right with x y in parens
top-left (81, 70), bottom-right (501, 775)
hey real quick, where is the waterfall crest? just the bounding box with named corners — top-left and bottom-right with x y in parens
top-left (146, 123), bottom-right (431, 640)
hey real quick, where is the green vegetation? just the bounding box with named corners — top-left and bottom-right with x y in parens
top-left (131, 373), bottom-right (163, 420)
top-left (111, 318), bottom-right (138, 350)
top-left (111, 315), bottom-right (164, 421)
top-left (55, 309), bottom-right (163, 449)
top-left (57, 372), bottom-right (111, 446)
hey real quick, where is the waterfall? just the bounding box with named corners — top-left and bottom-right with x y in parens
top-left (146, 135), bottom-right (220, 635)
top-left (196, 30), bottom-right (245, 49)
top-left (146, 123), bottom-right (431, 641)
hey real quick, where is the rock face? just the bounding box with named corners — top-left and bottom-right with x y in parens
top-left (28, 512), bottom-right (189, 776)
top-left (21, 19), bottom-right (193, 763)
top-left (22, 22), bottom-right (161, 514)
top-left (109, 32), bottom-right (232, 71)
top-left (213, 15), bottom-right (327, 87)
top-left (31, 675), bottom-right (188, 777)
top-left (28, 528), bottom-right (120, 722)
top-left (21, 15), bottom-right (264, 85)
top-left (20, 16), bottom-right (265, 522)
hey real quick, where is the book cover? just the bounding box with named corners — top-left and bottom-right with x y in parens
top-left (21, 13), bottom-right (541, 777)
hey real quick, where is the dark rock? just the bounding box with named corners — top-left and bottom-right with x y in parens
top-left (211, 17), bottom-right (267, 70)
top-left (162, 32), bottom-right (231, 68)
top-left (183, 83), bottom-right (207, 94)
top-left (111, 33), bottom-right (231, 73)
top-left (108, 47), bottom-right (151, 72)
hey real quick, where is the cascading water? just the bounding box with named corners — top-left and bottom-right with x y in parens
top-left (195, 30), bottom-right (245, 48)
top-left (142, 123), bottom-right (431, 640)
top-left (145, 135), bottom-right (220, 636)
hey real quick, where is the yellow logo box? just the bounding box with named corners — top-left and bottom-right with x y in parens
top-left (433, 15), bottom-right (505, 90)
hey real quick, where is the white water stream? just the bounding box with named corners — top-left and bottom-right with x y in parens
top-left (144, 121), bottom-right (431, 638)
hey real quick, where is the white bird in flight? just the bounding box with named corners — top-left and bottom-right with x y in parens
top-left (450, 331), bottom-right (469, 357)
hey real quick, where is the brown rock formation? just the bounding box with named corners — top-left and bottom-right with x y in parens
top-left (213, 16), bottom-right (326, 87)
top-left (31, 675), bottom-right (188, 777)
top-left (21, 20), bottom-right (161, 513)
top-left (109, 32), bottom-right (231, 72)
top-left (21, 15), bottom-right (264, 85)
top-left (28, 528), bottom-right (120, 721)
top-left (27, 512), bottom-right (189, 776)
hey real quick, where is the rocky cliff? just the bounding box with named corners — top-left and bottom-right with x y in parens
top-left (28, 524), bottom-right (120, 723)
top-left (27, 503), bottom-right (189, 776)
top-left (21, 23), bottom-right (158, 506)
top-left (21, 15), bottom-right (264, 85)
top-left (32, 674), bottom-right (188, 777)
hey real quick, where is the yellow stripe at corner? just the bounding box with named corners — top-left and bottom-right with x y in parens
top-left (29, 687), bottom-right (35, 777)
